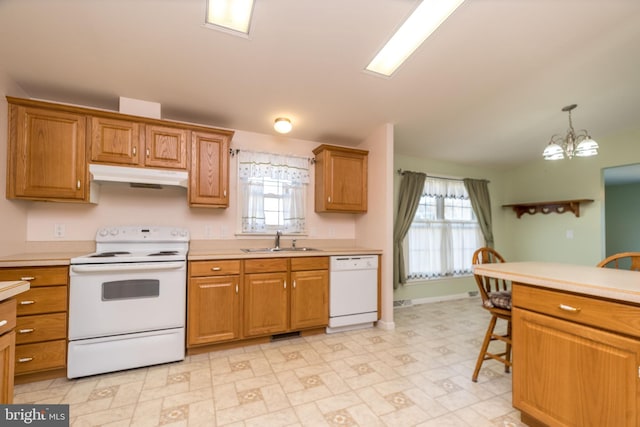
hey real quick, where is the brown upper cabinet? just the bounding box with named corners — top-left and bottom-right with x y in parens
top-left (90, 117), bottom-right (188, 170)
top-left (189, 130), bottom-right (232, 208)
top-left (6, 96), bottom-right (234, 206)
top-left (312, 144), bottom-right (368, 213)
top-left (6, 102), bottom-right (88, 202)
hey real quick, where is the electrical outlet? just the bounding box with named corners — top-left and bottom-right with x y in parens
top-left (54, 223), bottom-right (65, 238)
top-left (204, 225), bottom-right (213, 239)
top-left (220, 225), bottom-right (229, 238)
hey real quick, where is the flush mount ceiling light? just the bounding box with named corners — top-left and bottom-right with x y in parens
top-left (542, 104), bottom-right (599, 160)
top-left (365, 0), bottom-right (466, 77)
top-left (274, 117), bottom-right (292, 134)
top-left (205, 0), bottom-right (255, 36)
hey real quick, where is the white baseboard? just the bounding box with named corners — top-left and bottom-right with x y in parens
top-left (395, 292), bottom-right (478, 308)
top-left (376, 319), bottom-right (395, 330)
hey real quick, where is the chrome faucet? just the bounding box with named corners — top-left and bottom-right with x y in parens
top-left (274, 230), bottom-right (282, 250)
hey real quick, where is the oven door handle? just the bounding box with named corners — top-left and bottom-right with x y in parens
top-left (71, 262), bottom-right (185, 273)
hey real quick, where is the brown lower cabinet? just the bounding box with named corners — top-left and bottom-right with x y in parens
top-left (0, 266), bottom-right (68, 382)
top-left (513, 284), bottom-right (640, 427)
top-left (187, 260), bottom-right (241, 345)
top-left (187, 257), bottom-right (328, 350)
top-left (0, 298), bottom-right (17, 403)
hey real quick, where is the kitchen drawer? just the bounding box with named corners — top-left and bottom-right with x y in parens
top-left (15, 339), bottom-right (66, 374)
top-left (291, 256), bottom-right (329, 271)
top-left (190, 260), bottom-right (241, 277)
top-left (16, 313), bottom-right (67, 345)
top-left (0, 267), bottom-right (68, 287)
top-left (244, 258), bottom-right (288, 274)
top-left (512, 284), bottom-right (640, 338)
top-left (16, 286), bottom-right (67, 316)
top-left (0, 299), bottom-right (17, 335)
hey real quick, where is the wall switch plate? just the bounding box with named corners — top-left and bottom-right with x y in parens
top-left (566, 229), bottom-right (574, 239)
top-left (204, 225), bottom-right (213, 238)
top-left (54, 224), bottom-right (65, 238)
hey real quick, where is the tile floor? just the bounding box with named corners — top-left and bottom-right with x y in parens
top-left (14, 297), bottom-right (526, 426)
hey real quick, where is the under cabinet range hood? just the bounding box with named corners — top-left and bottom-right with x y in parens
top-left (89, 164), bottom-right (189, 189)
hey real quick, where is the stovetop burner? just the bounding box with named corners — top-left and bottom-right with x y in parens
top-left (148, 251), bottom-right (179, 256)
top-left (90, 251), bottom-right (131, 258)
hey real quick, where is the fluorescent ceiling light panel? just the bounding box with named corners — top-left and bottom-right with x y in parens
top-left (206, 0), bottom-right (255, 35)
top-left (366, 0), bottom-right (466, 77)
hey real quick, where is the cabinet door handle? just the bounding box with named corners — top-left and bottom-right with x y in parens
top-left (559, 304), bottom-right (581, 313)
top-left (146, 148), bottom-right (150, 157)
top-left (328, 196), bottom-right (331, 203)
top-left (235, 284), bottom-right (239, 294)
top-left (20, 276), bottom-right (35, 281)
top-left (132, 146), bottom-right (137, 155)
top-left (77, 179), bottom-right (81, 190)
top-left (223, 189), bottom-right (227, 197)
top-left (284, 281), bottom-right (287, 289)
top-left (211, 267), bottom-right (222, 271)
top-left (19, 300), bottom-right (35, 305)
top-left (0, 320), bottom-right (7, 327)
top-left (293, 280), bottom-right (296, 289)
top-left (18, 357), bottom-right (33, 363)
top-left (18, 328), bottom-right (34, 334)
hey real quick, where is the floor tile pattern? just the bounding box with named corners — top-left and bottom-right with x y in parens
top-left (14, 297), bottom-right (526, 426)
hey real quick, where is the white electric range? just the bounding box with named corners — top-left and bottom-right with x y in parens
top-left (67, 226), bottom-right (189, 379)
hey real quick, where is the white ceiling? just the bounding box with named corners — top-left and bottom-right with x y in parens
top-left (1, 0), bottom-right (639, 168)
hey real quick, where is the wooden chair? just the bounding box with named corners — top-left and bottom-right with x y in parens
top-left (597, 252), bottom-right (640, 270)
top-left (471, 247), bottom-right (512, 382)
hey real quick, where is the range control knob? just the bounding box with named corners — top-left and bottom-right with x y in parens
top-left (98, 229), bottom-right (109, 237)
top-left (109, 228), bottom-right (119, 236)
top-left (180, 230), bottom-right (188, 237)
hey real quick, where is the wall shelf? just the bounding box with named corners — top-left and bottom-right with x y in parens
top-left (503, 199), bottom-right (593, 218)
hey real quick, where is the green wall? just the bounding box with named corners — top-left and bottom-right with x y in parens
top-left (393, 127), bottom-right (640, 302)
top-left (604, 182), bottom-right (640, 255)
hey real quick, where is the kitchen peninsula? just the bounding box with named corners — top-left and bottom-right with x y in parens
top-left (474, 262), bottom-right (640, 427)
top-left (0, 280), bottom-right (30, 403)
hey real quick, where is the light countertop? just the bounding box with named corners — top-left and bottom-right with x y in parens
top-left (188, 247), bottom-right (382, 260)
top-left (0, 280), bottom-right (30, 302)
top-left (0, 240), bottom-right (382, 265)
top-left (0, 252), bottom-right (84, 267)
top-left (474, 262), bottom-right (640, 304)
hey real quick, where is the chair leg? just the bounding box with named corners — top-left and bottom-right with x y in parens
top-left (472, 315), bottom-right (497, 382)
top-left (504, 319), bottom-right (512, 373)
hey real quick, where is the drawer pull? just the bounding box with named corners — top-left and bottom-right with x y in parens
top-left (559, 304), bottom-right (581, 313)
top-left (19, 300), bottom-right (35, 305)
top-left (211, 267), bottom-right (222, 271)
top-left (0, 320), bottom-right (6, 327)
top-left (18, 328), bottom-right (34, 334)
top-left (20, 276), bottom-right (35, 281)
top-left (18, 357), bottom-right (33, 363)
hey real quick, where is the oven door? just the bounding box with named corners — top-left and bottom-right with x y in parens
top-left (69, 261), bottom-right (186, 340)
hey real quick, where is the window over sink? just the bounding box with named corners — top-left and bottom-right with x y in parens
top-left (237, 151), bottom-right (309, 234)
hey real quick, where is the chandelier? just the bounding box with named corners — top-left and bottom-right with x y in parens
top-left (542, 104), bottom-right (599, 160)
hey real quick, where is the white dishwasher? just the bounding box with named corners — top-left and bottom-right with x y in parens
top-left (327, 255), bottom-right (378, 333)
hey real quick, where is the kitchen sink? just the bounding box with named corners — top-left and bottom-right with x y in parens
top-left (241, 247), bottom-right (320, 253)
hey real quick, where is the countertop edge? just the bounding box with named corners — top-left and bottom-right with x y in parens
top-left (474, 262), bottom-right (640, 305)
top-left (188, 248), bottom-right (383, 260)
top-left (0, 281), bottom-right (30, 302)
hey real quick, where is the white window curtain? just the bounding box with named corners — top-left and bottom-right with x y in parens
top-left (238, 151), bottom-right (309, 234)
top-left (406, 177), bottom-right (482, 279)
